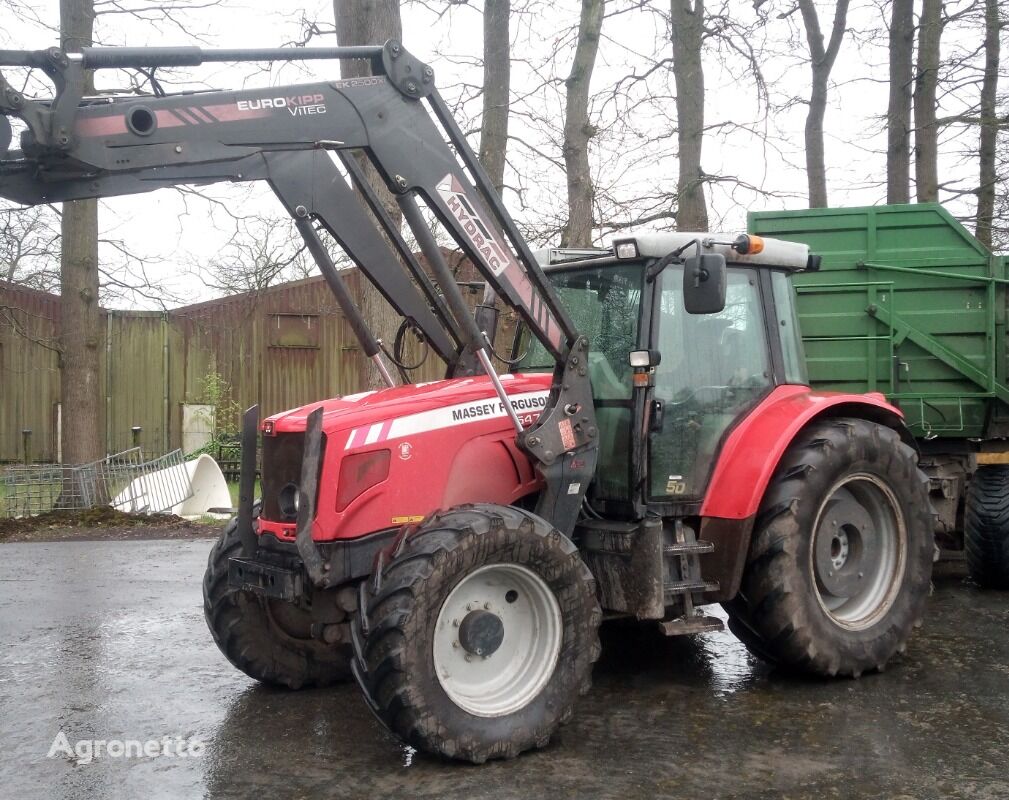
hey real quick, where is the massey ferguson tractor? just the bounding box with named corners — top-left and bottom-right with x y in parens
top-left (0, 41), bottom-right (934, 763)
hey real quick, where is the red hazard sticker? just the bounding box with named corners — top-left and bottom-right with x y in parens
top-left (558, 418), bottom-right (576, 451)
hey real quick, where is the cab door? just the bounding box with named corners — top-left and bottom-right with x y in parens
top-left (648, 267), bottom-right (773, 501)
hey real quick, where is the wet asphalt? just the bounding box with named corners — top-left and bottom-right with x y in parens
top-left (0, 539), bottom-right (1006, 800)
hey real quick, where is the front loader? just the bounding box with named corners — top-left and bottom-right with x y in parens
top-left (0, 41), bottom-right (934, 763)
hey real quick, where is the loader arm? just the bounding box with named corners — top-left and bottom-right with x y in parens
top-left (0, 40), bottom-right (598, 535)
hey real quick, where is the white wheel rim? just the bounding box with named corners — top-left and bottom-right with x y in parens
top-left (433, 563), bottom-right (562, 718)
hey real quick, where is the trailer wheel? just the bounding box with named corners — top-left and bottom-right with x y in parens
top-left (203, 512), bottom-right (352, 689)
top-left (351, 503), bottom-right (601, 763)
top-left (964, 465), bottom-right (1009, 589)
top-left (723, 418), bottom-right (933, 677)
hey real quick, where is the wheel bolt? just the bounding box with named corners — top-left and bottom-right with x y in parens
top-left (453, 619), bottom-right (460, 627)
top-left (828, 570), bottom-right (833, 577)
top-left (858, 572), bottom-right (864, 579)
top-left (453, 641), bottom-right (459, 648)
top-left (484, 602), bottom-right (491, 610)
top-left (465, 654), bottom-right (473, 662)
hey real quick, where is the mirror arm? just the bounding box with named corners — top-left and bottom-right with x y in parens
top-left (645, 238), bottom-right (700, 282)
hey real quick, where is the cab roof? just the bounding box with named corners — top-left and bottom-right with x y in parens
top-left (535, 231), bottom-right (815, 272)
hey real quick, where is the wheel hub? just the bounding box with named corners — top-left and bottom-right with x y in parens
top-left (811, 476), bottom-right (907, 630)
top-left (458, 609), bottom-right (505, 657)
top-left (814, 496), bottom-right (876, 597)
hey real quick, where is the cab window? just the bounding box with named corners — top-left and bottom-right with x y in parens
top-left (650, 268), bottom-right (771, 499)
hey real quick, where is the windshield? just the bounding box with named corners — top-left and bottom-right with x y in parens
top-left (516, 262), bottom-right (643, 502)
top-left (516, 263), bottom-right (643, 400)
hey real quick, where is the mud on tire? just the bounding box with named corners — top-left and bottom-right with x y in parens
top-left (351, 503), bottom-right (602, 763)
top-left (964, 465), bottom-right (1009, 589)
top-left (723, 418), bottom-right (934, 677)
top-left (203, 512), bottom-right (352, 689)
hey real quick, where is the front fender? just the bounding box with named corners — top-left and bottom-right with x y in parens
top-left (699, 385), bottom-right (910, 520)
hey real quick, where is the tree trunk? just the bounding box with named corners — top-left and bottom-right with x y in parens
top-left (913, 0), bottom-right (942, 203)
top-left (334, 0), bottom-right (403, 389)
top-left (805, 71), bottom-right (829, 208)
top-left (670, 0), bottom-right (708, 232)
top-left (59, 0), bottom-right (103, 467)
top-left (798, 0), bottom-right (850, 209)
top-left (479, 0), bottom-right (511, 196)
top-left (887, 0), bottom-right (914, 204)
top-left (560, 0), bottom-right (604, 247)
top-left (975, 0), bottom-right (1000, 249)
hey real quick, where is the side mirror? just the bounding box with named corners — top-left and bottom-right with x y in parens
top-left (683, 252), bottom-right (727, 314)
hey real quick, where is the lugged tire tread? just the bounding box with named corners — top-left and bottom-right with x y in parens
top-left (723, 418), bottom-right (934, 677)
top-left (964, 465), bottom-right (1009, 589)
top-left (203, 511), bottom-right (351, 689)
top-left (351, 503), bottom-right (601, 763)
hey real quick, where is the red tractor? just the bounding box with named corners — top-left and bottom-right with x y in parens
top-left (0, 41), bottom-right (933, 763)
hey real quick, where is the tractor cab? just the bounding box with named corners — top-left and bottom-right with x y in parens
top-left (521, 233), bottom-right (816, 517)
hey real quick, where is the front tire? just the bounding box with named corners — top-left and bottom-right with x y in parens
top-left (964, 465), bottom-right (1009, 589)
top-left (724, 418), bottom-right (933, 677)
top-left (351, 503), bottom-right (601, 763)
top-left (203, 514), bottom-right (352, 689)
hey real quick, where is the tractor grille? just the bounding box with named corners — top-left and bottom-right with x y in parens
top-left (261, 432), bottom-right (315, 522)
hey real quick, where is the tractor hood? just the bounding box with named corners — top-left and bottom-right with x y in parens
top-left (263, 372), bottom-right (553, 441)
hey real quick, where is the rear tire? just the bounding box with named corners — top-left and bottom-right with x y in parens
top-left (723, 418), bottom-right (933, 677)
top-left (203, 513), bottom-right (352, 689)
top-left (964, 465), bottom-right (1009, 589)
top-left (351, 503), bottom-right (601, 763)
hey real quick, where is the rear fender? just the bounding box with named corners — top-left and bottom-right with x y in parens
top-left (700, 385), bottom-right (911, 520)
top-left (698, 385), bottom-right (912, 601)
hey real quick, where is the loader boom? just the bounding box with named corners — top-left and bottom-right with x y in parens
top-left (0, 39), bottom-right (598, 535)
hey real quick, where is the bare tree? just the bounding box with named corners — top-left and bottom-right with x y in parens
top-left (560, 0), bottom-right (605, 247)
top-left (1, 204), bottom-right (61, 289)
top-left (795, 0), bottom-right (850, 209)
top-left (887, 0), bottom-right (914, 203)
top-left (334, 0), bottom-right (404, 388)
top-left (334, 0), bottom-right (402, 226)
top-left (975, 0), bottom-right (1001, 248)
top-left (913, 0), bottom-right (942, 203)
top-left (200, 216), bottom-right (313, 295)
top-left (58, 0), bottom-right (104, 466)
top-left (671, 0), bottom-right (708, 231)
top-left (479, 0), bottom-right (511, 195)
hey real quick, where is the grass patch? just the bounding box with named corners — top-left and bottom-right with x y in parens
top-left (227, 480), bottom-right (261, 508)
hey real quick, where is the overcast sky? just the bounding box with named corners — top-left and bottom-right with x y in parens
top-left (1, 0), bottom-right (996, 308)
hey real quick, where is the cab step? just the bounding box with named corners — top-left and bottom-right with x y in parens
top-left (658, 614), bottom-right (725, 636)
top-left (663, 579), bottom-right (720, 597)
top-left (663, 539), bottom-right (714, 556)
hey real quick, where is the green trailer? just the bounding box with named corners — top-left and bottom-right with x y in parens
top-left (750, 203), bottom-right (1009, 586)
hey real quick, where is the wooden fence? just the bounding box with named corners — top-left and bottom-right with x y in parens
top-left (1, 268), bottom-right (516, 462)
